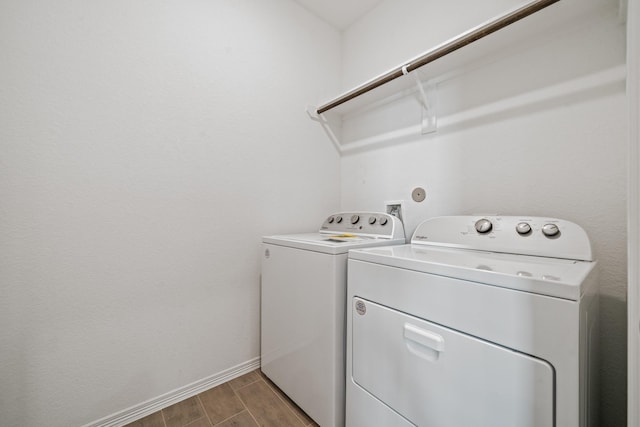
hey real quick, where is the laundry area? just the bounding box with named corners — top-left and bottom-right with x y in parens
top-left (0, 0), bottom-right (635, 426)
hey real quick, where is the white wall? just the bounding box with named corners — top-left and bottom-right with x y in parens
top-left (340, 0), bottom-right (627, 425)
top-left (0, 1), bottom-right (341, 426)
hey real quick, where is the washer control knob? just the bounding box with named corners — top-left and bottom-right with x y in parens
top-left (379, 217), bottom-right (388, 226)
top-left (516, 222), bottom-right (531, 235)
top-left (335, 215), bottom-right (343, 224)
top-left (542, 223), bottom-right (560, 237)
top-left (368, 216), bottom-right (376, 225)
top-left (327, 216), bottom-right (335, 224)
top-left (475, 218), bottom-right (493, 234)
top-left (351, 215), bottom-right (360, 224)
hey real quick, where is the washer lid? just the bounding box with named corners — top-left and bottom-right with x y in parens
top-left (348, 245), bottom-right (596, 300)
top-left (262, 211), bottom-right (406, 255)
top-left (263, 233), bottom-right (405, 255)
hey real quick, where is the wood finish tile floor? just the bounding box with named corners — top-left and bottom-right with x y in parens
top-left (124, 369), bottom-right (319, 427)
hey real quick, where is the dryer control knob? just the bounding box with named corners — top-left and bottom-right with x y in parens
top-left (379, 217), bottom-right (388, 226)
top-left (327, 216), bottom-right (335, 224)
top-left (475, 218), bottom-right (493, 234)
top-left (335, 216), bottom-right (343, 223)
top-left (351, 215), bottom-right (360, 224)
top-left (516, 222), bottom-right (531, 235)
top-left (542, 223), bottom-right (560, 237)
top-left (368, 216), bottom-right (376, 225)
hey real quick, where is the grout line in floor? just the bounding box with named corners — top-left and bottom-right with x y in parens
top-left (232, 377), bottom-right (257, 393)
top-left (195, 395), bottom-right (214, 427)
top-left (209, 411), bottom-right (238, 426)
top-left (183, 415), bottom-right (210, 427)
top-left (242, 406), bottom-right (261, 427)
top-left (231, 380), bottom-right (261, 427)
top-left (235, 375), bottom-right (309, 426)
top-left (232, 378), bottom-right (260, 392)
top-left (211, 385), bottom-right (248, 427)
top-left (259, 374), bottom-right (310, 426)
top-left (160, 407), bottom-right (168, 427)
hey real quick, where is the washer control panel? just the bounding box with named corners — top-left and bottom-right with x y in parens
top-left (412, 216), bottom-right (593, 261)
top-left (320, 212), bottom-right (402, 239)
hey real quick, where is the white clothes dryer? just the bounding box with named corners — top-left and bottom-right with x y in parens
top-left (261, 212), bottom-right (405, 427)
top-left (346, 215), bottom-right (599, 427)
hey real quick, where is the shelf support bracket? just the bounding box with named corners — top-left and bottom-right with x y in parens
top-left (403, 66), bottom-right (437, 134)
top-left (306, 106), bottom-right (342, 153)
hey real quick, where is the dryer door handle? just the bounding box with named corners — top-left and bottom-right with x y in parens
top-left (404, 323), bottom-right (445, 360)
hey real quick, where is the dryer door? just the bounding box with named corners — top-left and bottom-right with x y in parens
top-left (351, 298), bottom-right (554, 427)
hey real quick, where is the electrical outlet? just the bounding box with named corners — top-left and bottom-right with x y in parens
top-left (385, 200), bottom-right (405, 223)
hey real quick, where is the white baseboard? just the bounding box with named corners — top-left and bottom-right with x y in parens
top-left (82, 357), bottom-right (261, 427)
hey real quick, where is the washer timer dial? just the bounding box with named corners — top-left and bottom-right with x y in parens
top-left (516, 222), bottom-right (532, 235)
top-left (475, 218), bottom-right (493, 234)
top-left (542, 223), bottom-right (560, 237)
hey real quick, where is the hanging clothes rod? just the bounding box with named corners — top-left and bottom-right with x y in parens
top-left (316, 0), bottom-right (560, 115)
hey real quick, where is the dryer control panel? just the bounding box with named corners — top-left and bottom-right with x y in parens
top-left (320, 212), bottom-right (404, 240)
top-left (411, 216), bottom-right (593, 261)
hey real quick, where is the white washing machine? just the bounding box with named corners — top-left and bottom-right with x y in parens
top-left (261, 212), bottom-right (406, 427)
top-left (346, 215), bottom-right (599, 427)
